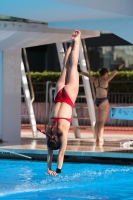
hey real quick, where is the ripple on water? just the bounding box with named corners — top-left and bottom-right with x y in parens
top-left (0, 160), bottom-right (133, 199)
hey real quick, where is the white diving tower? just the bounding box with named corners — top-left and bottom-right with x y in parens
top-left (0, 20), bottom-right (100, 143)
top-left (0, 0), bottom-right (133, 143)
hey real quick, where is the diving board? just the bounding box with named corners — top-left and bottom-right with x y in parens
top-left (110, 107), bottom-right (133, 120)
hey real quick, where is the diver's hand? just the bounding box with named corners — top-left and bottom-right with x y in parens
top-left (47, 169), bottom-right (57, 176)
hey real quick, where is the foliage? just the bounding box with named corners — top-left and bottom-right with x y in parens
top-left (28, 70), bottom-right (133, 93)
top-left (30, 71), bottom-right (60, 83)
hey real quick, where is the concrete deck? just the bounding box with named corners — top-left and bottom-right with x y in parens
top-left (0, 128), bottom-right (133, 163)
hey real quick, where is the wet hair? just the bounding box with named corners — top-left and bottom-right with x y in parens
top-left (47, 134), bottom-right (61, 150)
top-left (99, 68), bottom-right (108, 76)
top-left (37, 127), bottom-right (61, 150)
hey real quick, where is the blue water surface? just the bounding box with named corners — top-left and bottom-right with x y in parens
top-left (0, 159), bottom-right (133, 200)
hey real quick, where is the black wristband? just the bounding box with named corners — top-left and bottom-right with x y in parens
top-left (56, 168), bottom-right (61, 173)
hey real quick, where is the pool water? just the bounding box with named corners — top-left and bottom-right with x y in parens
top-left (0, 159), bottom-right (133, 200)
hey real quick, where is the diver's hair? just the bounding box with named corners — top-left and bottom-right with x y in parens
top-left (47, 132), bottom-right (61, 150)
top-left (99, 68), bottom-right (108, 76)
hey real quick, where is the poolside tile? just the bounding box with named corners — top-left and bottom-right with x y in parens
top-left (0, 130), bottom-right (133, 161)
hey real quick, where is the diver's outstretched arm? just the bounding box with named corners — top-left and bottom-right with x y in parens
top-left (47, 146), bottom-right (57, 176)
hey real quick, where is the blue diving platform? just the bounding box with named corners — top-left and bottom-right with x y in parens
top-left (110, 107), bottom-right (133, 120)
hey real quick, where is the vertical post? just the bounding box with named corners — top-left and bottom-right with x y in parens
top-left (45, 81), bottom-right (51, 128)
top-left (21, 59), bottom-right (37, 137)
top-left (56, 42), bottom-right (81, 138)
top-left (2, 49), bottom-right (21, 143)
top-left (82, 39), bottom-right (96, 100)
top-left (0, 51), bottom-right (2, 140)
top-left (79, 40), bottom-right (96, 138)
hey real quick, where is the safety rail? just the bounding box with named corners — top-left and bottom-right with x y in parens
top-left (82, 39), bottom-right (96, 100)
top-left (21, 48), bottom-right (37, 136)
top-left (22, 48), bottom-right (35, 103)
top-left (21, 82), bottom-right (133, 130)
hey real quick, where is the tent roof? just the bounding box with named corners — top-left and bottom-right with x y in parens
top-left (0, 0), bottom-right (133, 45)
top-left (0, 22), bottom-right (100, 50)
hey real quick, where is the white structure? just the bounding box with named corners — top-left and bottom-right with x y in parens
top-left (0, 21), bottom-right (99, 143)
top-left (0, 0), bottom-right (132, 143)
top-left (0, 0), bottom-right (132, 42)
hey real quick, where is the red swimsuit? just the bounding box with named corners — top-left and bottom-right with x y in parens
top-left (50, 88), bottom-right (74, 131)
top-left (54, 88), bottom-right (74, 107)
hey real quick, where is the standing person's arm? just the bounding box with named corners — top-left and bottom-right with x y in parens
top-left (104, 64), bottom-right (124, 82)
top-left (80, 70), bottom-right (97, 82)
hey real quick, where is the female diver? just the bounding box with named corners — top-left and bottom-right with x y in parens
top-left (46, 30), bottom-right (81, 176)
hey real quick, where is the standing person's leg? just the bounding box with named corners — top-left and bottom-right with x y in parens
top-left (94, 107), bottom-right (100, 141)
top-left (98, 101), bottom-right (109, 142)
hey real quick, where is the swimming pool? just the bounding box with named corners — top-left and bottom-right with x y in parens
top-left (0, 159), bottom-right (133, 200)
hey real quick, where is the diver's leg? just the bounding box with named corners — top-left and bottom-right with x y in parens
top-left (64, 30), bottom-right (81, 102)
top-left (54, 43), bottom-right (73, 98)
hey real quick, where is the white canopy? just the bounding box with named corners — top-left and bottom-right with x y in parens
top-left (0, 22), bottom-right (100, 50)
top-left (0, 0), bottom-right (133, 45)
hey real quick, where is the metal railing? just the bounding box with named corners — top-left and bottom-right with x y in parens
top-left (21, 81), bottom-right (133, 129)
top-left (22, 48), bottom-right (35, 103)
top-left (108, 93), bottom-right (133, 104)
top-left (82, 39), bottom-right (96, 100)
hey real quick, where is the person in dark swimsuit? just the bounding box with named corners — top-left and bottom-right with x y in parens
top-left (95, 76), bottom-right (109, 107)
top-left (46, 30), bottom-right (81, 176)
top-left (79, 64), bottom-right (124, 145)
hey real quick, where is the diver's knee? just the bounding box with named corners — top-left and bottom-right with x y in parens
top-left (58, 122), bottom-right (69, 133)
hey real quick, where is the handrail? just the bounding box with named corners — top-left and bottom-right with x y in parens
top-left (81, 39), bottom-right (96, 100)
top-left (45, 81), bottom-right (56, 126)
top-left (22, 48), bottom-right (35, 103)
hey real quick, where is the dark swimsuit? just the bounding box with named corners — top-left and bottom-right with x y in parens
top-left (50, 88), bottom-right (74, 132)
top-left (95, 78), bottom-right (109, 107)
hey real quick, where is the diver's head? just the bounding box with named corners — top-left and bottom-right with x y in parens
top-left (47, 134), bottom-right (61, 150)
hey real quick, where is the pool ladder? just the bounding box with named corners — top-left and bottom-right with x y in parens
top-left (21, 48), bottom-right (37, 137)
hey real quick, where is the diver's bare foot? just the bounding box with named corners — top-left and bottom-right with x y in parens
top-left (72, 30), bottom-right (81, 43)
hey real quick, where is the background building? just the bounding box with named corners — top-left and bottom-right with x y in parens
top-left (0, 0), bottom-right (133, 142)
top-left (26, 33), bottom-right (133, 72)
